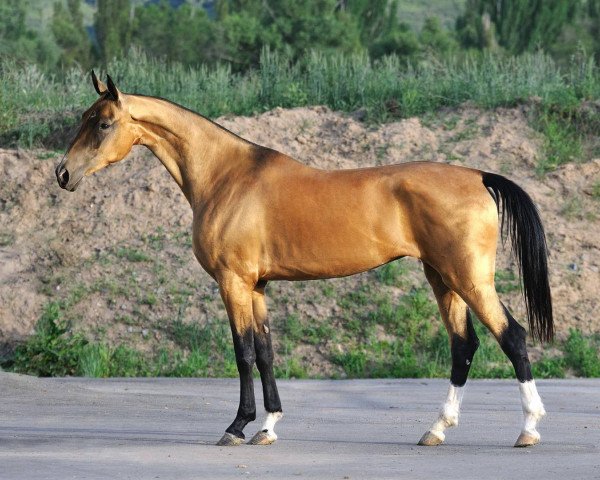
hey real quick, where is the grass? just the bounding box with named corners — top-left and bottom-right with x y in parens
top-left (1, 49), bottom-right (599, 175)
top-left (494, 269), bottom-right (520, 294)
top-left (2, 237), bottom-right (598, 380)
top-left (3, 281), bottom-right (600, 379)
top-left (373, 260), bottom-right (408, 286)
top-left (560, 196), bottom-right (584, 219)
top-left (116, 247), bottom-right (151, 262)
top-left (0, 232), bottom-right (15, 246)
top-left (590, 180), bottom-right (600, 199)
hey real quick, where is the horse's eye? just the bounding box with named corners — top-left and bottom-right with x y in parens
top-left (100, 123), bottom-right (110, 130)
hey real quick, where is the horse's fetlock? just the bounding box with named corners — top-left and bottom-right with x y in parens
top-left (441, 407), bottom-right (459, 427)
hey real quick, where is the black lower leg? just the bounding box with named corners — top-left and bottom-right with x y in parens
top-left (254, 320), bottom-right (282, 414)
top-left (450, 309), bottom-right (480, 387)
top-left (499, 303), bottom-right (533, 383)
top-left (226, 329), bottom-right (257, 438)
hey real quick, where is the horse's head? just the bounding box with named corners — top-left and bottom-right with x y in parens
top-left (55, 71), bottom-right (139, 191)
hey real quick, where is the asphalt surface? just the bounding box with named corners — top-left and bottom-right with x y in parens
top-left (1, 374), bottom-right (598, 479)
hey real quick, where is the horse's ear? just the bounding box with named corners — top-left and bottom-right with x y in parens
top-left (106, 74), bottom-right (120, 101)
top-left (91, 70), bottom-right (107, 95)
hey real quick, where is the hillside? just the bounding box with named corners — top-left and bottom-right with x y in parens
top-left (1, 105), bottom-right (599, 377)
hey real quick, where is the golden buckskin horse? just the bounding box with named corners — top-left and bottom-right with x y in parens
top-left (56, 73), bottom-right (553, 448)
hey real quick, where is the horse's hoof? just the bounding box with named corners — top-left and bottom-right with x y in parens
top-left (418, 431), bottom-right (444, 446)
top-left (514, 432), bottom-right (540, 448)
top-left (248, 430), bottom-right (277, 445)
top-left (216, 432), bottom-right (244, 446)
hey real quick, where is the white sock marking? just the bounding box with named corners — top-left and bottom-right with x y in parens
top-left (428, 384), bottom-right (464, 441)
top-left (519, 380), bottom-right (546, 438)
top-left (260, 411), bottom-right (283, 440)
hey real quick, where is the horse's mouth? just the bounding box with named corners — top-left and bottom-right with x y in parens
top-left (62, 176), bottom-right (84, 192)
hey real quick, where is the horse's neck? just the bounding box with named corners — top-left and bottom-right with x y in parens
top-left (127, 94), bottom-right (254, 205)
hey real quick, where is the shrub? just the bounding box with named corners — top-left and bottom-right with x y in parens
top-left (11, 302), bottom-right (88, 376)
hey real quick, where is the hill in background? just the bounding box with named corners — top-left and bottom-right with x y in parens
top-left (1, 105), bottom-right (598, 378)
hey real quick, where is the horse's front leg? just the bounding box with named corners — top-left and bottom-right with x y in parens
top-left (216, 274), bottom-right (257, 446)
top-left (248, 282), bottom-right (283, 445)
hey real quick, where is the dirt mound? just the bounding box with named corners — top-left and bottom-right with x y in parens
top-left (1, 106), bottom-right (599, 359)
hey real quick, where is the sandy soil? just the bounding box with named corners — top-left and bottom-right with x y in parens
top-left (0, 105), bottom-right (598, 357)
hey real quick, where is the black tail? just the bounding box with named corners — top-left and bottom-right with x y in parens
top-left (482, 172), bottom-right (554, 343)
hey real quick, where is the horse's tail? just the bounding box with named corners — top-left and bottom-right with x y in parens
top-left (482, 172), bottom-right (554, 343)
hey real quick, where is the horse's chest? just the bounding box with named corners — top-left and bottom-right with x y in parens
top-left (191, 226), bottom-right (221, 275)
top-left (191, 213), bottom-right (257, 276)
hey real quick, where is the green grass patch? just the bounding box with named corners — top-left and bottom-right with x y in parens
top-left (8, 302), bottom-right (88, 377)
top-left (3, 302), bottom-right (238, 378)
top-left (533, 107), bottom-right (584, 173)
top-left (4, 293), bottom-right (600, 379)
top-left (560, 196), bottom-right (584, 219)
top-left (591, 181), bottom-right (600, 199)
top-left (373, 260), bottom-right (408, 286)
top-left (1, 50), bottom-right (599, 152)
top-left (494, 269), bottom-right (520, 294)
top-left (0, 232), bottom-right (14, 246)
top-left (116, 247), bottom-right (151, 262)
top-left (330, 288), bottom-right (600, 380)
top-left (563, 329), bottom-right (600, 377)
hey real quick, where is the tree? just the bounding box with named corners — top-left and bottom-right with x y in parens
top-left (419, 16), bottom-right (458, 55)
top-left (52, 0), bottom-right (93, 68)
top-left (0, 0), bottom-right (59, 68)
top-left (586, 0), bottom-right (600, 60)
top-left (370, 22), bottom-right (420, 60)
top-left (95, 0), bottom-right (132, 63)
top-left (261, 0), bottom-right (363, 59)
top-left (216, 0), bottom-right (362, 66)
top-left (456, 0), bottom-right (577, 54)
top-left (341, 0), bottom-right (392, 45)
top-left (131, 2), bottom-right (215, 66)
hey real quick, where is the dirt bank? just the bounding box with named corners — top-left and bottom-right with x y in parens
top-left (1, 106), bottom-right (598, 363)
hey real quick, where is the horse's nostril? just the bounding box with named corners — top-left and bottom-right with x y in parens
top-left (58, 168), bottom-right (70, 188)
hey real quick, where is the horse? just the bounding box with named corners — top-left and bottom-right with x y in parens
top-left (55, 72), bottom-right (552, 448)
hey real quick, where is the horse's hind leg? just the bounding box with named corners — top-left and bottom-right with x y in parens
top-left (500, 304), bottom-right (546, 446)
top-left (418, 264), bottom-right (480, 446)
top-left (248, 282), bottom-right (283, 445)
top-left (454, 279), bottom-right (546, 447)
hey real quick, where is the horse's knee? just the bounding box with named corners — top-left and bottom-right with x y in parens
top-left (236, 349), bottom-right (256, 371)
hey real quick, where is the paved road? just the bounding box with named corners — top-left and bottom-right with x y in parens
top-left (1, 374), bottom-right (598, 479)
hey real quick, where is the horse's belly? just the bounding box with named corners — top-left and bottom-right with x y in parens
top-left (261, 210), bottom-right (415, 280)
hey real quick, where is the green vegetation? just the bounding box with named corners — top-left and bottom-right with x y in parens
top-left (4, 270), bottom-right (599, 379)
top-left (1, 1), bottom-right (599, 379)
top-left (6, 1), bottom-right (600, 71)
top-left (4, 300), bottom-right (239, 378)
top-left (2, 49), bottom-right (599, 166)
top-left (1, 2), bottom-right (599, 171)
top-left (592, 180), bottom-right (600, 199)
top-left (116, 247), bottom-right (151, 262)
top-left (457, 0), bottom-right (579, 56)
top-left (374, 260), bottom-right (408, 286)
top-left (10, 302), bottom-right (88, 376)
top-left (494, 269), bottom-right (520, 294)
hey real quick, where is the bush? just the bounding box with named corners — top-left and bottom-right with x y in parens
top-left (4, 300), bottom-right (599, 380)
top-left (11, 302), bottom-right (88, 376)
top-left (564, 329), bottom-right (600, 377)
